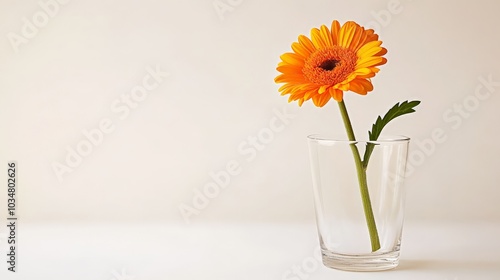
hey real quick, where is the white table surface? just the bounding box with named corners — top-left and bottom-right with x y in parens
top-left (0, 221), bottom-right (499, 279)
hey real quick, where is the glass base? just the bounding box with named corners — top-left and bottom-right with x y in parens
top-left (321, 250), bottom-right (400, 272)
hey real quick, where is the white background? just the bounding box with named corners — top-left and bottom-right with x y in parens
top-left (0, 0), bottom-right (499, 279)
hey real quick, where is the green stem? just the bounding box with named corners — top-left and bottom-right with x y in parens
top-left (337, 100), bottom-right (381, 252)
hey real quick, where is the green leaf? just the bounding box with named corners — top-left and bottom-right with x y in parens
top-left (362, 100), bottom-right (421, 169)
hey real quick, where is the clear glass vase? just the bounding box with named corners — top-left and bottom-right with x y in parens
top-left (307, 135), bottom-right (410, 271)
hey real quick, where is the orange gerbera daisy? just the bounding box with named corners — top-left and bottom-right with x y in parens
top-left (275, 20), bottom-right (387, 107)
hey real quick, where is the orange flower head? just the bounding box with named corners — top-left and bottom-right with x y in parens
top-left (275, 20), bottom-right (387, 107)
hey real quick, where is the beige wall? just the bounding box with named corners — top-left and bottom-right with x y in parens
top-left (0, 0), bottom-right (499, 224)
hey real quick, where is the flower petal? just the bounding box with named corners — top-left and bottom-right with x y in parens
top-left (280, 53), bottom-right (305, 66)
top-left (312, 91), bottom-right (331, 107)
top-left (318, 85), bottom-right (329, 94)
top-left (304, 89), bottom-right (316, 101)
top-left (349, 78), bottom-right (374, 95)
top-left (330, 20), bottom-right (341, 45)
top-left (349, 27), bottom-right (365, 51)
top-left (291, 42), bottom-right (311, 58)
top-left (339, 21), bottom-right (357, 49)
top-left (276, 64), bottom-right (303, 74)
top-left (310, 28), bottom-right (325, 49)
top-left (357, 40), bottom-right (383, 58)
top-left (297, 35), bottom-right (316, 53)
top-left (319, 25), bottom-right (333, 47)
top-left (356, 56), bottom-right (387, 69)
top-left (328, 87), bottom-right (343, 102)
top-left (352, 67), bottom-right (372, 76)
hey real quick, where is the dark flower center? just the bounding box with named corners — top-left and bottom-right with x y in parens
top-left (302, 47), bottom-right (357, 86)
top-left (319, 60), bottom-right (339, 71)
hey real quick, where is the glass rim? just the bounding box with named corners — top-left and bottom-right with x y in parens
top-left (307, 134), bottom-right (410, 144)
